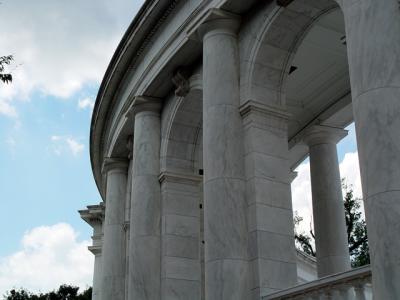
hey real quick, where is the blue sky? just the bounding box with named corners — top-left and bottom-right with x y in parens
top-left (0, 0), bottom-right (144, 294)
top-left (0, 0), bottom-right (361, 295)
top-left (0, 86), bottom-right (99, 256)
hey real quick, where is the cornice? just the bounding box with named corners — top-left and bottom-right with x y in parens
top-left (89, 0), bottom-right (251, 199)
top-left (90, 0), bottom-right (181, 200)
top-left (79, 203), bottom-right (105, 227)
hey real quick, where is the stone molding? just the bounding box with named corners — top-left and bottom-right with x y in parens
top-left (188, 8), bottom-right (241, 41)
top-left (240, 100), bottom-right (290, 135)
top-left (239, 99), bottom-right (290, 120)
top-left (262, 265), bottom-right (371, 300)
top-left (158, 171), bottom-right (202, 185)
top-left (302, 125), bottom-right (348, 147)
top-left (88, 245), bottom-right (102, 256)
top-left (126, 96), bottom-right (162, 118)
top-left (101, 157), bottom-right (129, 174)
top-left (79, 203), bottom-right (105, 226)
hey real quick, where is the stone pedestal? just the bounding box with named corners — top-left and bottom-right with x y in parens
top-left (339, 0), bottom-right (400, 298)
top-left (303, 125), bottom-right (350, 277)
top-left (128, 97), bottom-right (162, 300)
top-left (241, 100), bottom-right (298, 298)
top-left (199, 10), bottom-right (250, 300)
top-left (101, 159), bottom-right (128, 300)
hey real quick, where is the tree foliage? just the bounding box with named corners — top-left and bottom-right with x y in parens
top-left (3, 285), bottom-right (92, 300)
top-left (0, 55), bottom-right (13, 84)
top-left (294, 213), bottom-right (315, 257)
top-left (294, 180), bottom-right (370, 267)
top-left (343, 182), bottom-right (370, 267)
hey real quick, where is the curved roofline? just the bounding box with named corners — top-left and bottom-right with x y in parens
top-left (90, 0), bottom-right (166, 198)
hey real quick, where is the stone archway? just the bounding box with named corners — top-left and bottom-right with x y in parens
top-left (160, 74), bottom-right (203, 175)
top-left (241, 0), bottom-right (339, 108)
top-left (158, 73), bottom-right (205, 300)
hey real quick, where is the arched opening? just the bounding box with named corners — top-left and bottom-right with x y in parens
top-left (244, 0), bottom-right (366, 293)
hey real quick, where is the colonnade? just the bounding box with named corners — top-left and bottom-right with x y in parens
top-left (83, 2), bottom-right (400, 299)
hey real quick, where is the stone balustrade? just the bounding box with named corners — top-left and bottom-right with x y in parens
top-left (262, 266), bottom-right (372, 300)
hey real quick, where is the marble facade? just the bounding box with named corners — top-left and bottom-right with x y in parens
top-left (81, 0), bottom-right (400, 299)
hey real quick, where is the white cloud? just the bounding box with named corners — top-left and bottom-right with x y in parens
top-left (66, 138), bottom-right (85, 156)
top-left (292, 151), bottom-right (363, 234)
top-left (0, 223), bottom-right (93, 296)
top-left (291, 161), bottom-right (313, 235)
top-left (78, 97), bottom-right (95, 111)
top-left (339, 152), bottom-right (363, 198)
top-left (0, 99), bottom-right (18, 118)
top-left (51, 135), bottom-right (61, 141)
top-left (0, 0), bottom-right (143, 117)
top-left (50, 135), bottom-right (85, 156)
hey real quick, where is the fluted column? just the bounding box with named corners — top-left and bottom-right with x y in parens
top-left (198, 9), bottom-right (250, 300)
top-left (303, 125), bottom-right (350, 277)
top-left (101, 158), bottom-right (128, 300)
top-left (128, 96), bottom-right (162, 300)
top-left (338, 0), bottom-right (400, 298)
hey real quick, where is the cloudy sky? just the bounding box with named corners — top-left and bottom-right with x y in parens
top-left (0, 0), bottom-right (362, 296)
top-left (0, 0), bottom-right (143, 295)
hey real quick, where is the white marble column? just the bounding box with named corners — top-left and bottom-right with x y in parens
top-left (241, 100), bottom-right (297, 298)
top-left (79, 204), bottom-right (105, 300)
top-left (91, 247), bottom-right (103, 300)
top-left (199, 10), bottom-right (250, 300)
top-left (338, 0), bottom-right (400, 298)
top-left (101, 158), bottom-right (128, 300)
top-left (303, 125), bottom-right (350, 277)
top-left (124, 137), bottom-right (133, 300)
top-left (128, 96), bottom-right (162, 300)
top-left (159, 172), bottom-right (202, 300)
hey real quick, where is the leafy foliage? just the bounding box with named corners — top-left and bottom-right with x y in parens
top-left (343, 182), bottom-right (370, 267)
top-left (0, 55), bottom-right (13, 84)
top-left (3, 285), bottom-right (92, 300)
top-left (294, 180), bottom-right (370, 267)
top-left (294, 213), bottom-right (315, 257)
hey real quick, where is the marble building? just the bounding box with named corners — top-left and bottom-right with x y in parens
top-left (80, 0), bottom-right (400, 299)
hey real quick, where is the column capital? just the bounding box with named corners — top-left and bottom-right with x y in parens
top-left (302, 125), bottom-right (348, 147)
top-left (89, 245), bottom-right (102, 256)
top-left (101, 157), bottom-right (129, 174)
top-left (79, 203), bottom-right (105, 227)
top-left (188, 8), bottom-right (240, 41)
top-left (127, 96), bottom-right (162, 118)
